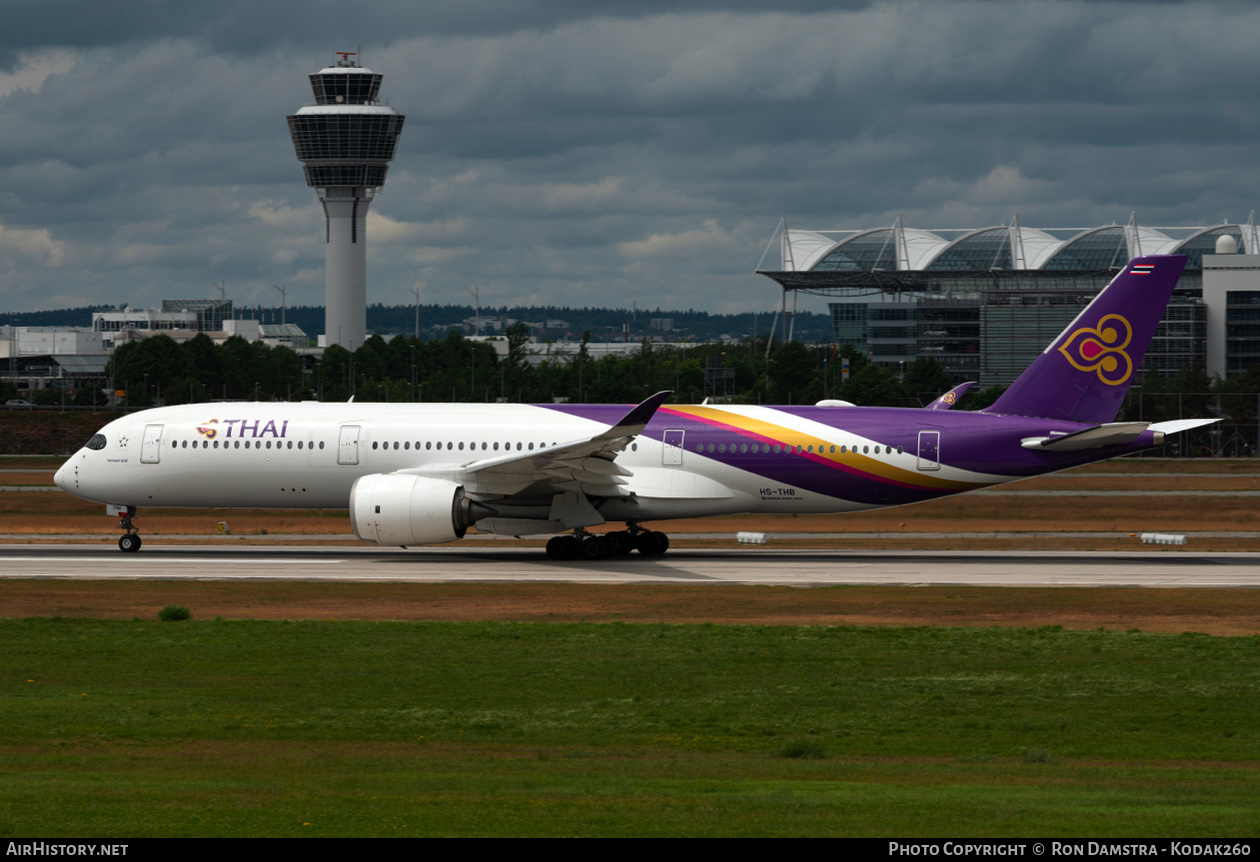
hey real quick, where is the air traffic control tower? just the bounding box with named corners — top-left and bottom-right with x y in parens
top-left (287, 52), bottom-right (405, 351)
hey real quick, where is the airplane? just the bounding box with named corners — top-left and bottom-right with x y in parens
top-left (55, 254), bottom-right (1216, 560)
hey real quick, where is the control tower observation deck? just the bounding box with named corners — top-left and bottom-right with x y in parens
top-left (287, 53), bottom-right (405, 351)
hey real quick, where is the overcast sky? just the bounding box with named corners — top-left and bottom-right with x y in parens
top-left (0, 0), bottom-right (1256, 323)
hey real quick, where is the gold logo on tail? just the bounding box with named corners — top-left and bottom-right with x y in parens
top-left (1057, 314), bottom-right (1133, 386)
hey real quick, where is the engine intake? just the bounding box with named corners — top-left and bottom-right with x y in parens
top-left (349, 474), bottom-right (495, 546)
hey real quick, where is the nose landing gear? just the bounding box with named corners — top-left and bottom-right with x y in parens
top-left (116, 507), bottom-right (141, 553)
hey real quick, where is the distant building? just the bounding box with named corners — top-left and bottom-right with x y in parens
top-left (89, 299), bottom-right (306, 352)
top-left (1202, 240), bottom-right (1260, 378)
top-left (759, 216), bottom-right (1246, 385)
top-left (0, 327), bottom-right (102, 357)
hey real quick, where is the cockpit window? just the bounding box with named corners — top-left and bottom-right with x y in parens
top-left (85, 434), bottom-right (107, 451)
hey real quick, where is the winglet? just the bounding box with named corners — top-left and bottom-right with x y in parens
top-left (610, 390), bottom-right (672, 433)
top-left (925, 382), bottom-right (974, 411)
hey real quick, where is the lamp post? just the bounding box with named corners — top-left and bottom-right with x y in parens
top-left (272, 284), bottom-right (287, 326)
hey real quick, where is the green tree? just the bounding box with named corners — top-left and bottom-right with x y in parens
top-left (900, 358), bottom-right (957, 406)
top-left (840, 364), bottom-right (908, 407)
top-left (767, 341), bottom-right (817, 404)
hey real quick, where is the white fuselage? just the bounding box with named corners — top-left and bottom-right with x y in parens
top-left (54, 401), bottom-right (1017, 532)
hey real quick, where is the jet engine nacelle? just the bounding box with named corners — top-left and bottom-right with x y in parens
top-left (349, 474), bottom-right (494, 546)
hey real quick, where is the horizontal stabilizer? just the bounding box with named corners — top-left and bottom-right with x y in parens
top-left (1148, 418), bottom-right (1222, 435)
top-left (1021, 422), bottom-right (1150, 451)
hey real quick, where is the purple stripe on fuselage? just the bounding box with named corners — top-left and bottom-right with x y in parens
top-left (538, 402), bottom-right (1157, 506)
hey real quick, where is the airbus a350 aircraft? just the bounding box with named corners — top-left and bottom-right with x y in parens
top-left (55, 254), bottom-right (1215, 560)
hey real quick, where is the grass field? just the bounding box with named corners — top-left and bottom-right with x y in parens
top-left (2, 616), bottom-right (1258, 837)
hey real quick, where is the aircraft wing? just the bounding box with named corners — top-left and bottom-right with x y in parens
top-left (402, 390), bottom-right (672, 497)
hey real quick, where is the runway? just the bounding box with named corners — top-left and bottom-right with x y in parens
top-left (2, 544), bottom-right (1258, 587)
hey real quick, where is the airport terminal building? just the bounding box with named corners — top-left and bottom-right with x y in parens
top-left (758, 217), bottom-right (1260, 386)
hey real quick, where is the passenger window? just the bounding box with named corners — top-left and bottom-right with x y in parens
top-left (319, 441), bottom-right (325, 449)
top-left (394, 442), bottom-right (399, 450)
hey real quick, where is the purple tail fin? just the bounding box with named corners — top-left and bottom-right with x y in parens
top-left (985, 255), bottom-right (1187, 423)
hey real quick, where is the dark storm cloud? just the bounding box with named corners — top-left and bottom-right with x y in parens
top-left (0, 1), bottom-right (1258, 316)
top-left (0, 0), bottom-right (878, 68)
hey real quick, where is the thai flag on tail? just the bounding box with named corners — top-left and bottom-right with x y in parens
top-left (1130, 263), bottom-right (1155, 275)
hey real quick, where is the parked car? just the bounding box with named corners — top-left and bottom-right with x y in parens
top-left (5, 399), bottom-right (33, 408)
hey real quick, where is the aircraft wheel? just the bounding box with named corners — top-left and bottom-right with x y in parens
top-left (118, 534), bottom-right (142, 553)
top-left (545, 535), bottom-right (578, 560)
top-left (636, 531), bottom-right (669, 556)
top-left (610, 530), bottom-right (635, 555)
top-left (580, 536), bottom-right (610, 561)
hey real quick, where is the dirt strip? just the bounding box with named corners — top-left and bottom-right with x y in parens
top-left (4, 581), bottom-right (1259, 635)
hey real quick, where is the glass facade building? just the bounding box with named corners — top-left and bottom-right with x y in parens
top-left (764, 219), bottom-right (1244, 386)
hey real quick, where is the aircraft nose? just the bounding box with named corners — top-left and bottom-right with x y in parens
top-left (53, 462), bottom-right (71, 492)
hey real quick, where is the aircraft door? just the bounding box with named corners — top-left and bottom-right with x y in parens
top-left (662, 429), bottom-right (685, 466)
top-left (140, 425), bottom-right (163, 464)
top-left (916, 430), bottom-right (941, 471)
top-left (338, 425), bottom-right (361, 465)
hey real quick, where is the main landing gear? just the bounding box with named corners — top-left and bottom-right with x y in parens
top-left (544, 524), bottom-right (670, 561)
top-left (116, 506), bottom-right (141, 553)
